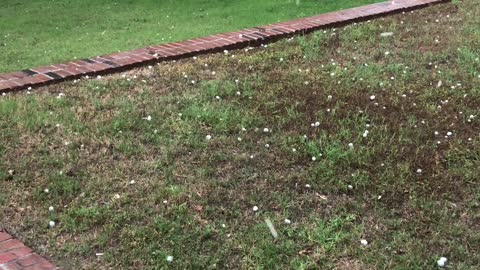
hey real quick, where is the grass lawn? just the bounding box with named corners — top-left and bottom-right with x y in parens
top-left (1, 0), bottom-right (480, 269)
top-left (0, 0), bottom-right (383, 73)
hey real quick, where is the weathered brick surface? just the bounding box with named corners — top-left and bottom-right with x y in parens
top-left (0, 232), bottom-right (59, 270)
top-left (0, 0), bottom-right (447, 94)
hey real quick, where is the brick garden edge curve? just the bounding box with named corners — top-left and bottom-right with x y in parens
top-left (0, 0), bottom-right (449, 94)
top-left (0, 231), bottom-right (60, 270)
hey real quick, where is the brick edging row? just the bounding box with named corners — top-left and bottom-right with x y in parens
top-left (0, 231), bottom-right (60, 270)
top-left (0, 0), bottom-right (448, 94)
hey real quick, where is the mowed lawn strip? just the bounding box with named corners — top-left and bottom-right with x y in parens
top-left (1, 0), bottom-right (479, 269)
top-left (0, 0), bottom-right (383, 73)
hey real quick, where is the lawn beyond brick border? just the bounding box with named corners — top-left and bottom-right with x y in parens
top-left (0, 0), bottom-right (449, 94)
top-left (0, 0), bottom-right (448, 94)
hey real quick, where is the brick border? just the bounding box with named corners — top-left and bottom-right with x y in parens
top-left (0, 0), bottom-right (448, 94)
top-left (0, 231), bottom-right (60, 270)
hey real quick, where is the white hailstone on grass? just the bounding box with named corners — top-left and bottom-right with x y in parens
top-left (166, 256), bottom-right (174, 262)
top-left (237, 137), bottom-right (242, 142)
top-left (129, 180), bottom-right (136, 185)
top-left (292, 148), bottom-right (297, 152)
top-left (468, 138), bottom-right (473, 142)
top-left (97, 75), bottom-right (102, 79)
top-left (360, 239), bottom-right (368, 246)
top-left (265, 144), bottom-right (270, 148)
top-left (284, 218), bottom-right (292, 224)
top-left (279, 58), bottom-right (284, 62)
top-left (143, 115), bottom-right (152, 121)
top-left (253, 206), bottom-right (259, 212)
top-left (48, 206), bottom-right (54, 212)
top-left (44, 188), bottom-right (49, 194)
top-left (416, 169), bottom-right (422, 174)
top-left (304, 81), bottom-right (309, 85)
top-left (28, 87), bottom-right (32, 90)
top-left (206, 135), bottom-right (212, 140)
top-left (447, 131), bottom-right (453, 136)
top-left (263, 128), bottom-right (269, 133)
top-left (362, 130), bottom-right (369, 138)
top-left (348, 185), bottom-right (353, 190)
top-left (48, 220), bottom-right (56, 228)
top-left (211, 71), bottom-right (216, 75)
top-left (241, 127), bottom-right (247, 132)
top-left (437, 257), bottom-right (448, 267)
top-left (311, 156), bottom-right (316, 161)
top-left (215, 95), bottom-right (221, 100)
top-left (434, 131), bottom-right (439, 136)
top-left (250, 155), bottom-right (254, 159)
top-left (348, 143), bottom-right (354, 148)
top-left (315, 122), bottom-right (320, 127)
top-left (330, 72), bottom-right (335, 77)
top-left (236, 91), bottom-right (241, 95)
top-left (369, 95), bottom-right (376, 100)
top-left (148, 65), bottom-right (153, 69)
top-left (154, 129), bottom-right (158, 134)
top-left (163, 200), bottom-right (168, 204)
top-left (191, 80), bottom-right (196, 84)
top-left (305, 184), bottom-right (311, 188)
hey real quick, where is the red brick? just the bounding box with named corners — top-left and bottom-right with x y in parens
top-left (52, 69), bottom-right (75, 78)
top-left (0, 253), bottom-right (16, 264)
top-left (23, 260), bottom-right (56, 270)
top-left (0, 81), bottom-right (17, 92)
top-left (31, 65), bottom-right (59, 74)
top-left (0, 261), bottom-right (22, 270)
top-left (0, 240), bottom-right (23, 252)
top-left (8, 246), bottom-right (33, 257)
top-left (0, 233), bottom-right (12, 242)
top-left (17, 254), bottom-right (44, 267)
top-left (0, 72), bottom-right (28, 80)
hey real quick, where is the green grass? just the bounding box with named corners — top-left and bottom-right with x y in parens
top-left (0, 0), bottom-right (384, 73)
top-left (1, 0), bottom-right (480, 269)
